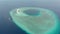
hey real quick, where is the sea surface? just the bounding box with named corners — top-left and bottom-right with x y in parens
top-left (0, 0), bottom-right (60, 34)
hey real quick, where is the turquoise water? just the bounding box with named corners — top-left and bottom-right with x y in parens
top-left (0, 0), bottom-right (59, 34)
top-left (23, 9), bottom-right (40, 16)
top-left (10, 7), bottom-right (59, 34)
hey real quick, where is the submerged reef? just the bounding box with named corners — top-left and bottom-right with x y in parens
top-left (10, 7), bottom-right (58, 34)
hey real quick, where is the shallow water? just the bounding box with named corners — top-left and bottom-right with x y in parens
top-left (0, 0), bottom-right (60, 34)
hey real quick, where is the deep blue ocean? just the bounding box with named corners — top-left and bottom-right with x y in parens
top-left (0, 0), bottom-right (60, 34)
